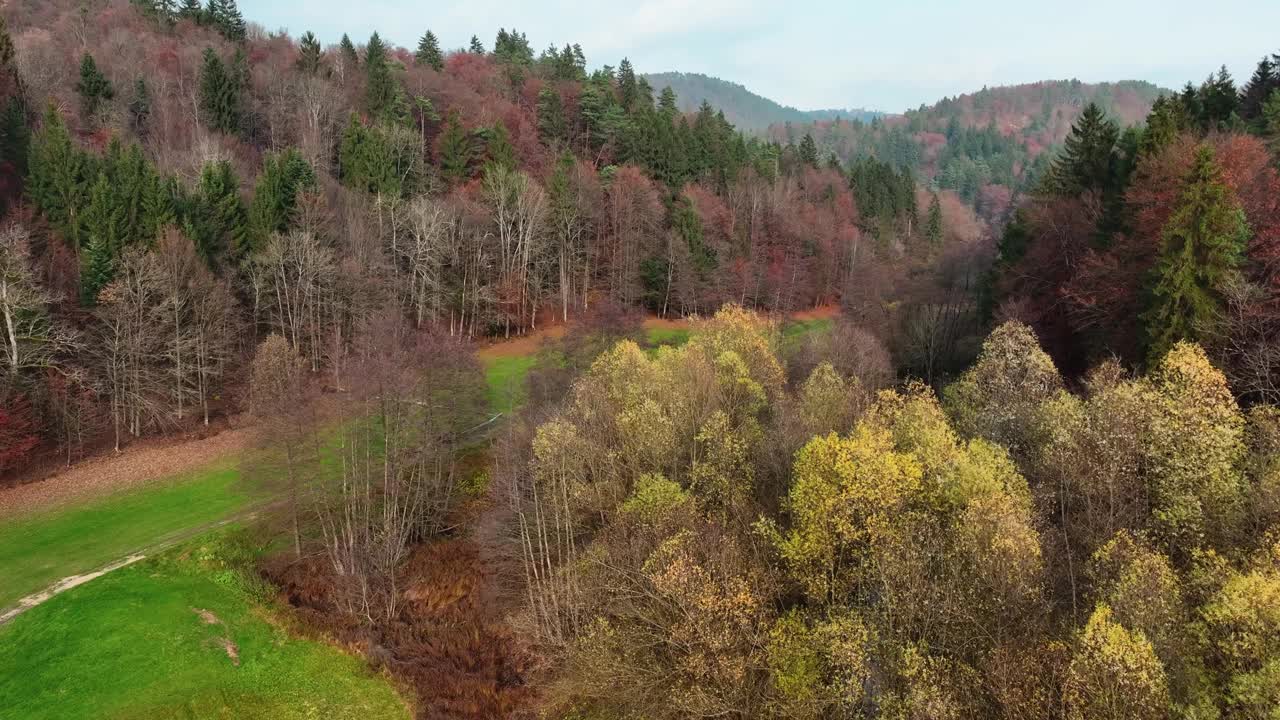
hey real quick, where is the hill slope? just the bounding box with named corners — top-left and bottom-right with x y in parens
top-left (772, 79), bottom-right (1169, 218)
top-left (644, 71), bottom-right (881, 133)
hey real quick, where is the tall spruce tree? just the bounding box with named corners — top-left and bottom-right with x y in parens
top-left (798, 133), bottom-right (818, 166)
top-left (338, 34), bottom-right (358, 71)
top-left (926, 192), bottom-right (943, 245)
top-left (364, 33), bottom-right (396, 120)
top-left (617, 58), bottom-right (638, 110)
top-left (127, 78), bottom-right (151, 137)
top-left (80, 172), bottom-right (125, 303)
top-left (469, 35), bottom-right (485, 54)
top-left (536, 87), bottom-right (566, 145)
top-left (198, 48), bottom-right (242, 134)
top-left (297, 31), bottom-right (324, 75)
top-left (1198, 66), bottom-right (1239, 130)
top-left (1044, 102), bottom-right (1119, 197)
top-left (1143, 145), bottom-right (1248, 363)
top-left (26, 107), bottom-right (88, 244)
top-left (1240, 56), bottom-right (1278, 126)
top-left (437, 111), bottom-right (472, 185)
top-left (658, 86), bottom-right (678, 117)
top-left (187, 159), bottom-right (247, 266)
top-left (415, 30), bottom-right (444, 71)
top-left (75, 53), bottom-right (114, 120)
top-left (177, 0), bottom-right (203, 22)
top-left (247, 148), bottom-right (316, 255)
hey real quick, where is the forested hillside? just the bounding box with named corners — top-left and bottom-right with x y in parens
top-left (0, 0), bottom-right (980, 468)
top-left (643, 71), bottom-right (881, 133)
top-left (776, 80), bottom-right (1167, 220)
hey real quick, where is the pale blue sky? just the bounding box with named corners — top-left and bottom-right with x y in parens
top-left (240, 0), bottom-right (1280, 112)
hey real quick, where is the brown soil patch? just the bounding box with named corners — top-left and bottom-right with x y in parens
top-left (193, 608), bottom-right (221, 625)
top-left (789, 303), bottom-right (841, 322)
top-left (476, 325), bottom-right (568, 362)
top-left (0, 424), bottom-right (251, 518)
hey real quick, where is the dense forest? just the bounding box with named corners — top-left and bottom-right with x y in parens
top-left (776, 80), bottom-right (1167, 219)
top-left (643, 72), bottom-right (881, 133)
top-left (1, 1), bottom-right (1280, 718)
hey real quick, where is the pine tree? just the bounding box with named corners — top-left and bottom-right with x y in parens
top-left (1240, 56), bottom-right (1278, 126)
top-left (437, 111), bottom-right (472, 185)
top-left (536, 87), bottom-right (566, 145)
top-left (26, 107), bottom-right (89, 244)
top-left (198, 48), bottom-right (242, 135)
top-left (338, 34), bottom-right (358, 70)
top-left (1198, 66), bottom-right (1239, 130)
top-left (297, 31), bottom-right (324, 75)
top-left (75, 53), bottom-right (114, 120)
top-left (203, 0), bottom-right (244, 41)
top-left (618, 58), bottom-right (637, 110)
top-left (80, 172), bottom-right (125, 303)
top-left (1143, 145), bottom-right (1248, 363)
top-left (469, 35), bottom-right (485, 54)
top-left (798, 133), bottom-right (818, 166)
top-left (482, 122), bottom-right (516, 171)
top-left (177, 0), bottom-right (203, 22)
top-left (188, 159), bottom-right (247, 266)
top-left (364, 33), bottom-right (396, 120)
top-left (658, 86), bottom-right (678, 117)
top-left (248, 148), bottom-right (315, 255)
top-left (415, 30), bottom-right (444, 71)
top-left (926, 192), bottom-right (943, 245)
top-left (1044, 102), bottom-right (1118, 197)
top-left (1139, 96), bottom-right (1186, 158)
top-left (127, 77), bottom-right (152, 137)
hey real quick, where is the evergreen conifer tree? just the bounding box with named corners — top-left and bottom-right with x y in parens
top-left (26, 107), bottom-right (88, 244)
top-left (415, 30), bottom-right (444, 71)
top-left (658, 86), bottom-right (678, 117)
top-left (1198, 66), bottom-right (1239, 130)
top-left (469, 35), bottom-right (485, 54)
top-left (482, 123), bottom-right (516, 171)
top-left (798, 133), bottom-right (818, 166)
top-left (536, 87), bottom-right (566, 145)
top-left (248, 148), bottom-right (316, 255)
top-left (1143, 145), bottom-right (1248, 363)
top-left (338, 34), bottom-right (359, 70)
top-left (188, 159), bottom-right (247, 266)
top-left (198, 48), bottom-right (241, 134)
top-left (364, 33), bottom-right (396, 120)
top-left (177, 0), bottom-right (203, 22)
top-left (127, 78), bottom-right (151, 137)
top-left (926, 192), bottom-right (943, 245)
top-left (1044, 102), bottom-right (1118, 197)
top-left (617, 58), bottom-right (637, 110)
top-left (297, 31), bottom-right (324, 75)
top-left (75, 53), bottom-right (114, 120)
top-left (437, 112), bottom-right (472, 185)
top-left (80, 172), bottom-right (125, 303)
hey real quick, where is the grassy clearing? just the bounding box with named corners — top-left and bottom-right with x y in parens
top-left (645, 326), bottom-right (691, 348)
top-left (0, 462), bottom-right (253, 608)
top-left (483, 353), bottom-right (539, 415)
top-left (0, 532), bottom-right (409, 720)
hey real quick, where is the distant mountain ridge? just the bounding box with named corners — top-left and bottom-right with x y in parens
top-left (643, 71), bottom-right (882, 133)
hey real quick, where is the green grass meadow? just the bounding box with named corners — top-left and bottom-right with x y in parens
top-left (0, 532), bottom-right (409, 720)
top-left (0, 463), bottom-right (250, 608)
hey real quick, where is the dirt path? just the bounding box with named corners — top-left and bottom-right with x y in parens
top-left (0, 426), bottom-right (252, 519)
top-left (0, 508), bottom-right (264, 626)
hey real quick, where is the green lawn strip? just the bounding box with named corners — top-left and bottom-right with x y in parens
top-left (645, 326), bottom-right (691, 348)
top-left (482, 354), bottom-right (538, 415)
top-left (0, 533), bottom-right (410, 720)
top-left (0, 463), bottom-right (253, 608)
top-left (780, 317), bottom-right (834, 353)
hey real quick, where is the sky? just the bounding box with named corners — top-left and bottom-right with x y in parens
top-left (239, 0), bottom-right (1280, 113)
